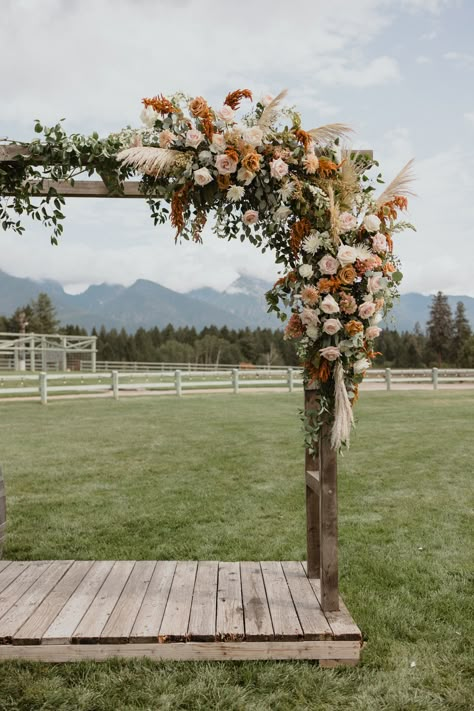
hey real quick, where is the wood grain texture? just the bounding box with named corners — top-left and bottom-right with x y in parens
top-left (216, 562), bottom-right (244, 641)
top-left (130, 560), bottom-right (176, 642)
top-left (43, 561), bottom-right (115, 644)
top-left (0, 466), bottom-right (6, 558)
top-left (187, 561), bottom-right (218, 641)
top-left (13, 561), bottom-right (93, 644)
top-left (0, 562), bottom-right (31, 595)
top-left (101, 561), bottom-right (156, 643)
top-left (73, 561), bottom-right (134, 643)
top-left (0, 561), bottom-right (73, 642)
top-left (260, 561), bottom-right (302, 640)
top-left (281, 561), bottom-right (332, 639)
top-left (0, 562), bottom-right (52, 621)
top-left (304, 389), bottom-right (321, 579)
top-left (319, 422), bottom-right (339, 611)
top-left (0, 639), bottom-right (361, 662)
top-left (240, 562), bottom-right (274, 641)
top-left (308, 578), bottom-right (361, 640)
top-left (159, 561), bottom-right (197, 642)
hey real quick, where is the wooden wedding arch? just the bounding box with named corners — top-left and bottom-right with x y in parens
top-left (0, 145), bottom-right (364, 665)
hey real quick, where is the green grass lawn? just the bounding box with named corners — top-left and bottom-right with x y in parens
top-left (0, 391), bottom-right (473, 710)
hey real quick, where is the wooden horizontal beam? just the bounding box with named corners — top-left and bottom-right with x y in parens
top-left (305, 470), bottom-right (320, 495)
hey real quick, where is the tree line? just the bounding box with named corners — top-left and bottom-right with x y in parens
top-left (1, 291), bottom-right (473, 368)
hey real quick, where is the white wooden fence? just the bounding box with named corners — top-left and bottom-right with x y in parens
top-left (0, 368), bottom-right (473, 403)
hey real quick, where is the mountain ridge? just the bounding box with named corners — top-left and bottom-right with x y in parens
top-left (0, 269), bottom-right (473, 333)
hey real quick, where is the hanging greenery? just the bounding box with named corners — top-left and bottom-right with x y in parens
top-left (0, 89), bottom-right (415, 448)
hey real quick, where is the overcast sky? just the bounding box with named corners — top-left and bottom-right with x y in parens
top-left (1, 0), bottom-right (473, 295)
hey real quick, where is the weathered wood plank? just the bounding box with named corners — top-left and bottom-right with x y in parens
top-left (130, 560), bottom-right (176, 643)
top-left (25, 180), bottom-right (143, 198)
top-left (0, 562), bottom-right (51, 621)
top-left (305, 389), bottom-right (321, 579)
top-left (216, 562), bottom-right (244, 641)
top-left (0, 562), bottom-right (31, 595)
top-left (305, 470), bottom-right (320, 494)
top-left (0, 561), bottom-right (73, 642)
top-left (0, 639), bottom-right (361, 662)
top-left (101, 561), bottom-right (156, 643)
top-left (308, 578), bottom-right (361, 640)
top-left (319, 423), bottom-right (339, 611)
top-left (73, 561), bottom-right (134, 643)
top-left (158, 561), bottom-right (197, 642)
top-left (187, 561), bottom-right (218, 641)
top-left (281, 561), bottom-right (332, 639)
top-left (43, 560), bottom-right (115, 644)
top-left (0, 561), bottom-right (11, 576)
top-left (260, 561), bottom-right (302, 640)
top-left (240, 562), bottom-right (274, 641)
top-left (13, 561), bottom-right (93, 644)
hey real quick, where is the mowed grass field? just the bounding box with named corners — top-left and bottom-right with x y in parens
top-left (0, 391), bottom-right (473, 710)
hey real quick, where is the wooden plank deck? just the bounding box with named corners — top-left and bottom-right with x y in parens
top-left (0, 561), bottom-right (362, 664)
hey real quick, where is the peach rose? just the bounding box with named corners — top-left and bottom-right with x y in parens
top-left (243, 209), bottom-right (258, 225)
top-left (365, 326), bottom-right (382, 339)
top-left (211, 133), bottom-right (226, 153)
top-left (338, 265), bottom-right (357, 285)
top-left (345, 319), bottom-right (364, 336)
top-left (242, 152), bottom-right (262, 173)
top-left (188, 97), bottom-right (209, 118)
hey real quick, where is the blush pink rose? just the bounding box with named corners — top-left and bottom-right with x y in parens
top-left (318, 254), bottom-right (339, 275)
top-left (211, 133), bottom-right (226, 152)
top-left (185, 129), bottom-right (204, 149)
top-left (300, 308), bottom-right (319, 327)
top-left (372, 232), bottom-right (388, 253)
top-left (193, 167), bottom-right (213, 186)
top-left (322, 318), bottom-right (342, 335)
top-left (367, 274), bottom-right (384, 293)
top-left (319, 346), bottom-right (341, 361)
top-left (217, 105), bottom-right (235, 122)
top-left (270, 158), bottom-right (289, 180)
top-left (336, 245), bottom-right (357, 266)
top-left (242, 209), bottom-right (258, 225)
top-left (338, 212), bottom-right (358, 233)
top-left (358, 301), bottom-right (377, 319)
top-left (215, 153), bottom-right (238, 175)
top-left (365, 326), bottom-right (382, 339)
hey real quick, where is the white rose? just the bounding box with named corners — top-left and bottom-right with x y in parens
top-left (242, 126), bottom-right (263, 147)
top-left (322, 318), bottom-right (342, 335)
top-left (354, 357), bottom-right (371, 374)
top-left (194, 167), bottom-right (213, 186)
top-left (140, 105), bottom-right (158, 128)
top-left (337, 245), bottom-right (358, 266)
top-left (320, 294), bottom-right (340, 314)
top-left (363, 214), bottom-right (381, 233)
top-left (299, 264), bottom-right (314, 279)
top-left (185, 129), bottom-right (204, 149)
top-left (217, 105), bottom-right (235, 122)
top-left (274, 205), bottom-right (291, 222)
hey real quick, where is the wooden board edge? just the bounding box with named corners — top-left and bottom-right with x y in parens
top-left (0, 640), bottom-right (361, 662)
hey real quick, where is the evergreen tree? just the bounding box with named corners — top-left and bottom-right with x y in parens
top-left (30, 292), bottom-right (60, 333)
top-left (426, 292), bottom-right (453, 366)
top-left (451, 301), bottom-right (472, 366)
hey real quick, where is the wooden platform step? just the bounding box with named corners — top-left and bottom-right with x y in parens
top-left (0, 561), bottom-right (362, 663)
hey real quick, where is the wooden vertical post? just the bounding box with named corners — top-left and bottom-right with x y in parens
top-left (385, 367), bottom-right (391, 391)
top-left (175, 370), bottom-right (182, 397)
top-left (319, 421), bottom-right (339, 611)
top-left (432, 367), bottom-right (438, 390)
top-left (112, 371), bottom-right (119, 400)
top-left (304, 388), bottom-right (320, 579)
top-left (232, 369), bottom-right (239, 394)
top-left (287, 368), bottom-right (294, 393)
top-left (39, 372), bottom-right (48, 405)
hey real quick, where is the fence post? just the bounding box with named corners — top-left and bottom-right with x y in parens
top-left (112, 370), bottom-right (119, 400)
top-left (39, 372), bottom-right (48, 405)
top-left (232, 368), bottom-right (239, 394)
top-left (287, 367), bottom-right (294, 393)
top-left (385, 367), bottom-right (392, 391)
top-left (175, 370), bottom-right (182, 397)
top-left (432, 367), bottom-right (438, 390)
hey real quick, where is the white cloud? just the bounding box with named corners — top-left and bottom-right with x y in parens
top-left (416, 55), bottom-right (432, 64)
top-left (444, 51), bottom-right (474, 68)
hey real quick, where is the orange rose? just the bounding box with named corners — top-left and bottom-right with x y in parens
top-left (241, 151), bottom-right (262, 173)
top-left (318, 277), bottom-right (341, 294)
top-left (345, 320), bottom-right (364, 336)
top-left (225, 147), bottom-right (239, 164)
top-left (338, 265), bottom-right (357, 285)
top-left (188, 97), bottom-right (209, 118)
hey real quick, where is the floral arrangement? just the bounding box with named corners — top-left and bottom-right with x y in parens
top-left (0, 88), bottom-right (415, 449)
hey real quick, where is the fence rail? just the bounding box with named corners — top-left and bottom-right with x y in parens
top-left (0, 367), bottom-right (473, 403)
